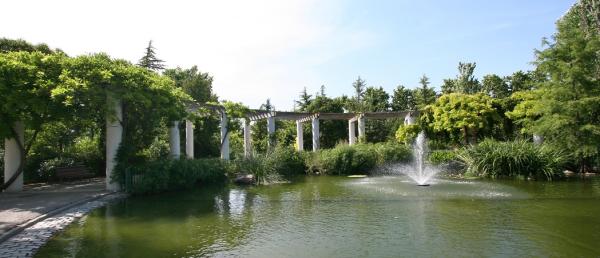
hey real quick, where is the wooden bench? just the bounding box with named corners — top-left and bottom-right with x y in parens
top-left (55, 165), bottom-right (95, 182)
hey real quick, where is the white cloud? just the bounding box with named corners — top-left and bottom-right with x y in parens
top-left (1, 0), bottom-right (374, 110)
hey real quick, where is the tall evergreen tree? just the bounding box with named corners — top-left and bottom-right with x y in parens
top-left (138, 40), bottom-right (165, 71)
top-left (295, 87), bottom-right (312, 111)
top-left (352, 76), bottom-right (366, 101)
top-left (414, 74), bottom-right (436, 108)
top-left (391, 85), bottom-right (415, 111)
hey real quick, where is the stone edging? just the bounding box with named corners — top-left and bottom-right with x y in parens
top-left (0, 193), bottom-right (125, 258)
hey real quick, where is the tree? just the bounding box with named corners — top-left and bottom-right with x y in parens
top-left (0, 51), bottom-right (71, 189)
top-left (482, 74), bottom-right (509, 98)
top-left (164, 66), bottom-right (220, 158)
top-left (164, 66), bottom-right (216, 103)
top-left (352, 76), bottom-right (366, 101)
top-left (363, 87), bottom-right (392, 142)
top-left (508, 1), bottom-right (600, 171)
top-left (320, 85), bottom-right (326, 97)
top-left (295, 87), bottom-right (312, 111)
top-left (424, 93), bottom-right (499, 145)
top-left (442, 62), bottom-right (481, 94)
top-left (414, 74), bottom-right (437, 108)
top-left (391, 85), bottom-right (416, 111)
top-left (305, 95), bottom-right (346, 148)
top-left (0, 38), bottom-right (60, 54)
top-left (138, 40), bottom-right (165, 71)
top-left (506, 70), bottom-right (534, 93)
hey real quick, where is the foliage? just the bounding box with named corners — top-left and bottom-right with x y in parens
top-left (441, 62), bottom-right (481, 94)
top-left (424, 93), bottom-right (499, 145)
top-left (295, 87), bottom-right (312, 111)
top-left (125, 158), bottom-right (227, 194)
top-left (0, 38), bottom-right (60, 54)
top-left (138, 40), bottom-right (165, 71)
top-left (457, 139), bottom-right (566, 180)
top-left (428, 150), bottom-right (459, 165)
top-left (395, 124), bottom-right (421, 144)
top-left (391, 85), bottom-right (416, 111)
top-left (414, 74), bottom-right (437, 108)
top-left (508, 2), bottom-right (600, 171)
top-left (306, 143), bottom-right (411, 175)
top-left (305, 95), bottom-right (347, 148)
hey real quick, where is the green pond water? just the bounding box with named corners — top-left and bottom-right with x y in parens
top-left (36, 176), bottom-right (600, 257)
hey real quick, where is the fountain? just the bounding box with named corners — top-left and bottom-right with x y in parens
top-left (406, 131), bottom-right (439, 186)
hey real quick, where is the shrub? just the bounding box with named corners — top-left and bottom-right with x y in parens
top-left (264, 146), bottom-right (306, 177)
top-left (395, 124), bottom-right (421, 144)
top-left (428, 150), bottom-right (459, 165)
top-left (458, 139), bottom-right (566, 180)
top-left (306, 142), bottom-right (411, 175)
top-left (124, 158), bottom-right (227, 194)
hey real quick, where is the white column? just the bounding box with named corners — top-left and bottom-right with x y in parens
top-left (533, 134), bottom-right (544, 145)
top-left (267, 116), bottom-right (275, 147)
top-left (220, 112), bottom-right (230, 160)
top-left (169, 121), bottom-right (181, 159)
top-left (404, 112), bottom-right (415, 125)
top-left (311, 117), bottom-right (320, 151)
top-left (243, 118), bottom-right (252, 158)
top-left (296, 120), bottom-right (304, 151)
top-left (4, 121), bottom-right (24, 192)
top-left (348, 120), bottom-right (356, 145)
top-left (357, 115), bottom-right (365, 142)
top-left (185, 120), bottom-right (194, 159)
top-left (106, 99), bottom-right (122, 192)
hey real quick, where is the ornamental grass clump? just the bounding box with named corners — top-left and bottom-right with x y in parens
top-left (458, 139), bottom-right (566, 180)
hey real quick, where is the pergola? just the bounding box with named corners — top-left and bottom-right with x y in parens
top-left (3, 99), bottom-right (417, 192)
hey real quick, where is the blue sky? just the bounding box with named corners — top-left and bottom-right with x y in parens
top-left (0, 0), bottom-right (575, 110)
top-left (308, 0), bottom-right (574, 99)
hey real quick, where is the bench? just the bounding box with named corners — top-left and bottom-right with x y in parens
top-left (55, 165), bottom-right (95, 182)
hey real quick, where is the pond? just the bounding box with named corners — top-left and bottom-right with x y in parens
top-left (36, 176), bottom-right (600, 257)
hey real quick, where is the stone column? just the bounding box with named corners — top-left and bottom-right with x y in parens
top-left (312, 117), bottom-right (320, 151)
top-left (106, 99), bottom-right (122, 192)
top-left (185, 120), bottom-right (194, 159)
top-left (267, 116), bottom-right (276, 148)
top-left (243, 118), bottom-right (252, 158)
top-left (357, 115), bottom-right (365, 142)
top-left (404, 112), bottom-right (415, 125)
top-left (220, 111), bottom-right (230, 160)
top-left (348, 120), bottom-right (356, 145)
top-left (296, 120), bottom-right (304, 151)
top-left (4, 121), bottom-right (24, 192)
top-left (169, 121), bottom-right (181, 159)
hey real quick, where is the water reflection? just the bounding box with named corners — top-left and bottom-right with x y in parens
top-left (36, 176), bottom-right (600, 258)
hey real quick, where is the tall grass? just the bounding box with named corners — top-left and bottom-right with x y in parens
top-left (458, 139), bottom-right (566, 180)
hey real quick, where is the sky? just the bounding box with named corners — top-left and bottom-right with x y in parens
top-left (1, 0), bottom-right (575, 110)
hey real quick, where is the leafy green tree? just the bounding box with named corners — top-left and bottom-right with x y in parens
top-left (506, 70), bottom-right (534, 93)
top-left (482, 74), bottom-right (509, 98)
top-left (362, 87), bottom-right (392, 142)
top-left (442, 62), bottom-right (481, 94)
top-left (508, 1), bottom-right (600, 171)
top-left (305, 95), bottom-right (346, 148)
top-left (0, 38), bottom-right (60, 54)
top-left (424, 93), bottom-right (499, 145)
top-left (164, 66), bottom-right (220, 158)
top-left (138, 40), bottom-right (165, 71)
top-left (0, 51), bottom-right (71, 187)
top-left (391, 85), bottom-right (416, 111)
